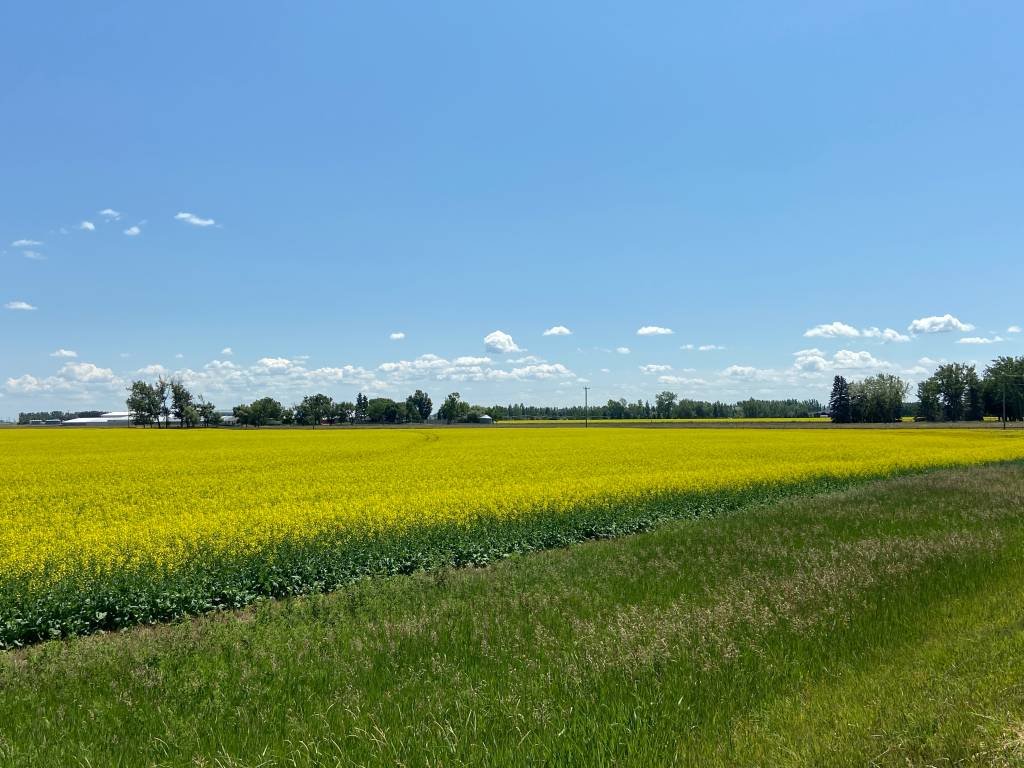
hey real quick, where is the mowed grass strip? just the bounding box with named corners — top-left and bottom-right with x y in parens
top-left (2, 463), bottom-right (1024, 767)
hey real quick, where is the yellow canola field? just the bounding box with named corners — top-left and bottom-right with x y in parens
top-left (2, 427), bottom-right (1023, 582)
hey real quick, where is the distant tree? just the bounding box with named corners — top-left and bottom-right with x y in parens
top-left (295, 393), bottom-right (334, 426)
top-left (196, 398), bottom-right (220, 427)
top-left (654, 391), bottom-right (677, 419)
top-left (406, 390), bottom-right (432, 422)
top-left (281, 407), bottom-right (295, 425)
top-left (983, 356), bottom-right (1024, 421)
top-left (181, 403), bottom-right (200, 428)
top-left (154, 377), bottom-right (171, 428)
top-left (244, 397), bottom-right (284, 428)
top-left (438, 392), bottom-right (470, 424)
top-left (232, 404), bottom-right (252, 427)
top-left (916, 378), bottom-right (942, 421)
top-left (354, 393), bottom-right (369, 423)
top-left (367, 397), bottom-right (403, 423)
top-left (126, 380), bottom-right (160, 427)
top-left (829, 376), bottom-right (852, 423)
top-left (334, 401), bottom-right (355, 424)
top-left (170, 379), bottom-right (194, 427)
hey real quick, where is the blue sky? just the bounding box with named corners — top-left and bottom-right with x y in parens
top-left (2, 2), bottom-right (1022, 414)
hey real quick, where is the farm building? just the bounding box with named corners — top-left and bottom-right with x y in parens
top-left (62, 411), bottom-right (133, 427)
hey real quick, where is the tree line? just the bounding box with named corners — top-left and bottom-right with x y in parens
top-left (483, 396), bottom-right (823, 421)
top-left (829, 355), bottom-right (1024, 423)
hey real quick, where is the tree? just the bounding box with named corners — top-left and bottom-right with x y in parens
top-left (235, 397), bottom-right (283, 427)
top-left (170, 379), bottom-right (194, 427)
top-left (829, 376), bottom-right (852, 423)
top-left (334, 401), bottom-right (355, 424)
top-left (654, 391), bottom-right (677, 419)
top-left (196, 398), bottom-right (220, 427)
top-left (406, 390), bottom-right (432, 422)
top-left (154, 377), bottom-right (171, 428)
top-left (181, 404), bottom-right (200, 428)
top-left (438, 392), bottom-right (469, 423)
top-left (367, 397), bottom-right (403, 423)
top-left (354, 393), bottom-right (369, 423)
top-left (983, 356), bottom-right (1024, 422)
top-left (126, 380), bottom-right (160, 426)
top-left (917, 378), bottom-right (941, 421)
top-left (295, 393), bottom-right (334, 426)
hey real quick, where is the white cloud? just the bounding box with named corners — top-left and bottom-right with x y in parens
top-left (99, 209), bottom-right (121, 220)
top-left (639, 364), bottom-right (672, 373)
top-left (137, 364), bottom-right (169, 377)
top-left (680, 344), bottom-right (694, 350)
top-left (793, 348), bottom-right (892, 372)
top-left (79, 221), bottom-right (96, 231)
top-left (22, 250), bottom-right (46, 261)
top-left (221, 347), bottom-right (233, 356)
top-left (256, 357), bottom-right (293, 371)
top-left (615, 347), bottom-right (631, 355)
top-left (5, 301), bottom-right (37, 311)
top-left (804, 321), bottom-right (861, 339)
top-left (389, 332), bottom-right (406, 340)
top-left (657, 375), bottom-right (709, 386)
top-left (484, 330), bottom-right (522, 353)
top-left (600, 368), bottom-right (610, 373)
top-left (50, 349), bottom-right (78, 358)
top-left (175, 212), bottom-right (216, 227)
top-left (636, 325), bottom-right (674, 336)
top-left (124, 225), bottom-right (141, 237)
top-left (723, 365), bottom-right (771, 380)
top-left (543, 325), bottom-right (572, 336)
top-left (832, 349), bottom-right (892, 369)
top-left (1008, 325), bottom-right (1021, 334)
top-left (175, 353), bottom-right (184, 359)
top-left (908, 314), bottom-right (974, 334)
top-left (453, 356), bottom-right (491, 366)
top-left (12, 239), bottom-right (42, 247)
top-left (61, 362), bottom-right (116, 383)
top-left (698, 344), bottom-right (725, 351)
top-left (957, 336), bottom-right (1003, 345)
top-left (862, 327), bottom-right (911, 343)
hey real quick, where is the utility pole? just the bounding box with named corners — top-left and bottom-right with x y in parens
top-left (584, 386), bottom-right (589, 428)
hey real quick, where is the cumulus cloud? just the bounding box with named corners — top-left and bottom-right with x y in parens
top-left (615, 347), bottom-right (631, 355)
top-left (804, 321), bottom-right (860, 339)
top-left (453, 356), bottom-right (491, 366)
top-left (137, 364), bottom-right (169, 376)
top-left (957, 336), bottom-right (1003, 345)
top-left (542, 325), bottom-right (572, 336)
top-left (221, 347), bottom-right (233, 356)
top-left (1008, 325), bottom-right (1021, 334)
top-left (175, 212), bottom-right (216, 227)
top-left (636, 325), bottom-right (674, 336)
top-left (639, 364), bottom-right (672, 373)
top-left (793, 348), bottom-right (892, 372)
top-left (99, 209), bottom-right (121, 220)
top-left (908, 314), bottom-right (974, 334)
top-left (61, 362), bottom-right (116, 383)
top-left (805, 321), bottom-right (910, 343)
top-left (79, 221), bottom-right (95, 231)
top-left (389, 332), bottom-right (406, 340)
top-left (698, 344), bottom-right (726, 351)
top-left (862, 327), bottom-right (911, 343)
top-left (123, 225), bottom-right (141, 237)
top-left (5, 301), bottom-right (37, 311)
top-left (11, 239), bottom-right (42, 247)
top-left (723, 365), bottom-right (772, 380)
top-left (50, 349), bottom-right (78, 358)
top-left (484, 330), bottom-right (522, 354)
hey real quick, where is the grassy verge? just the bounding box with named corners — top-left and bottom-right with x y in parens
top-left (2, 462), bottom-right (1024, 766)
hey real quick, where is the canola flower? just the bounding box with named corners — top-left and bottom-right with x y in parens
top-left (1, 427), bottom-right (1023, 645)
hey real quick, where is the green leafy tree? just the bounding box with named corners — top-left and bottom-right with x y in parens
top-left (295, 393), bottom-right (334, 426)
top-left (406, 390), bottom-right (432, 422)
top-left (126, 380), bottom-right (160, 426)
top-left (367, 397), bottom-right (403, 423)
top-left (334, 401), bottom-right (355, 424)
top-left (354, 393), bottom-right (369, 423)
top-left (170, 379), bottom-right (194, 427)
top-left (983, 356), bottom-right (1024, 421)
top-left (654, 391), bottom-right (677, 419)
top-left (438, 392), bottom-right (470, 424)
top-left (196, 398), bottom-right (220, 427)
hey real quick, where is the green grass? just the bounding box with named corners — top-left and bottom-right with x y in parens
top-left (3, 463), bottom-right (1024, 766)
